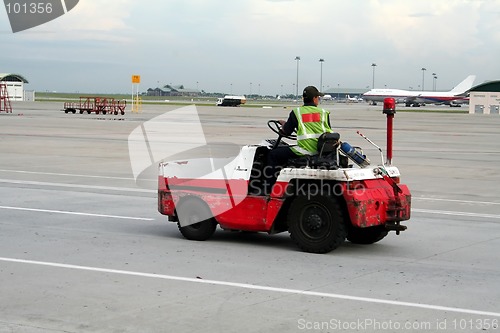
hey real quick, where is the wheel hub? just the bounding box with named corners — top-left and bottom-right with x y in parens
top-left (306, 214), bottom-right (323, 230)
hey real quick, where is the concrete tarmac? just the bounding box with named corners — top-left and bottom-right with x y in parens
top-left (0, 101), bottom-right (499, 332)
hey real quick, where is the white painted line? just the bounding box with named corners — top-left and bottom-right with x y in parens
top-left (413, 208), bottom-right (500, 220)
top-left (0, 169), bottom-right (137, 181)
top-left (0, 169), bottom-right (157, 183)
top-left (1, 257), bottom-right (499, 318)
top-left (414, 197), bottom-right (500, 206)
top-left (0, 205), bottom-right (155, 221)
top-left (0, 179), bottom-right (155, 194)
top-left (2, 170), bottom-right (499, 206)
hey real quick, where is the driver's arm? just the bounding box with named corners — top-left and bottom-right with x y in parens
top-left (281, 111), bottom-right (297, 136)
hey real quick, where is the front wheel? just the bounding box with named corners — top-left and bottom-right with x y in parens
top-left (176, 199), bottom-right (217, 241)
top-left (288, 194), bottom-right (347, 253)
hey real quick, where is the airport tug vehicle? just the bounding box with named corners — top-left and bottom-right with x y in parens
top-left (158, 99), bottom-right (411, 253)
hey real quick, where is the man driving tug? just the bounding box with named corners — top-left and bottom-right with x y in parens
top-left (267, 85), bottom-right (332, 192)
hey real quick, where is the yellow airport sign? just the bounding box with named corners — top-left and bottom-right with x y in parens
top-left (132, 75), bottom-right (141, 84)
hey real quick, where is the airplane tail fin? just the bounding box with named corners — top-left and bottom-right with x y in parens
top-left (450, 75), bottom-right (476, 95)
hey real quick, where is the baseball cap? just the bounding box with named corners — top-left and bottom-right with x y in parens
top-left (303, 86), bottom-right (325, 99)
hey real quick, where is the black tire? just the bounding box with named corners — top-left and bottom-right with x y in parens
top-left (347, 225), bottom-right (388, 244)
top-left (288, 194), bottom-right (347, 253)
top-left (176, 199), bottom-right (217, 241)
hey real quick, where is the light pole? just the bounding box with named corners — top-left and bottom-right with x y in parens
top-left (421, 67), bottom-right (427, 91)
top-left (371, 63), bottom-right (377, 89)
top-left (295, 56), bottom-right (300, 99)
top-left (432, 73), bottom-right (437, 91)
top-left (319, 58), bottom-right (325, 92)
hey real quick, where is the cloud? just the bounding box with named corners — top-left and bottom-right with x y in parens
top-left (11, 0), bottom-right (134, 42)
top-left (2, 0), bottom-right (499, 93)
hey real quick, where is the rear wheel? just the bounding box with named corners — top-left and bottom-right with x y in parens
top-left (177, 199), bottom-right (217, 241)
top-left (288, 195), bottom-right (347, 253)
top-left (347, 225), bottom-right (388, 244)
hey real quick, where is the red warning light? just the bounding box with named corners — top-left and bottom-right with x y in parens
top-left (383, 98), bottom-right (396, 114)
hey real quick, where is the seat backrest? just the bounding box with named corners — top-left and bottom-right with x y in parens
top-left (317, 132), bottom-right (340, 157)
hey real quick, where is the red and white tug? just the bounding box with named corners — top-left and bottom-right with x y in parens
top-left (158, 99), bottom-right (411, 253)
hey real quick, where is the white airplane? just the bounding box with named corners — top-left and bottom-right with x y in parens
top-left (362, 75), bottom-right (476, 106)
top-left (346, 94), bottom-right (363, 102)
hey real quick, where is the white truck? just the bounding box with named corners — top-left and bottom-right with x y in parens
top-left (216, 95), bottom-right (246, 107)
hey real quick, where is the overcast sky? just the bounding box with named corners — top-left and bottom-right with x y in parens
top-left (1, 0), bottom-right (499, 95)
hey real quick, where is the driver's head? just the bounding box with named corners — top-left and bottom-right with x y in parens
top-left (302, 86), bottom-right (325, 105)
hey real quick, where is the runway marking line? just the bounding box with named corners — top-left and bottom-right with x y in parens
top-left (0, 169), bottom-right (141, 181)
top-left (0, 178), bottom-right (155, 193)
top-left (0, 169), bottom-right (155, 182)
top-left (2, 180), bottom-right (500, 220)
top-left (2, 169), bottom-right (500, 205)
top-left (413, 197), bottom-right (500, 206)
top-left (0, 257), bottom-right (499, 318)
top-left (0, 205), bottom-right (154, 221)
top-left (413, 208), bottom-right (500, 220)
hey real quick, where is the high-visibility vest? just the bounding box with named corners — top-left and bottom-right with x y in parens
top-left (291, 106), bottom-right (332, 156)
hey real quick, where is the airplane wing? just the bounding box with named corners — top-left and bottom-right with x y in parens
top-left (405, 96), bottom-right (420, 105)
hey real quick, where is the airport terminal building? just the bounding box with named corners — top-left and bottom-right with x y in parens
top-left (322, 87), bottom-right (368, 101)
top-left (146, 84), bottom-right (200, 97)
top-left (0, 73), bottom-right (30, 101)
top-left (469, 80), bottom-right (500, 114)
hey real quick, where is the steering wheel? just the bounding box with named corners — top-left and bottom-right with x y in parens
top-left (266, 120), bottom-right (297, 149)
top-left (267, 120), bottom-right (297, 140)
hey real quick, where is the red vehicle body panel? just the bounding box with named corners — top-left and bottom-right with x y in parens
top-left (340, 180), bottom-right (411, 228)
top-left (158, 176), bottom-right (286, 231)
top-left (158, 175), bottom-right (411, 232)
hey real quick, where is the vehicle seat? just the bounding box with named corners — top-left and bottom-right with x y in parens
top-left (317, 132), bottom-right (340, 157)
top-left (286, 132), bottom-right (343, 169)
top-left (311, 132), bottom-right (341, 169)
